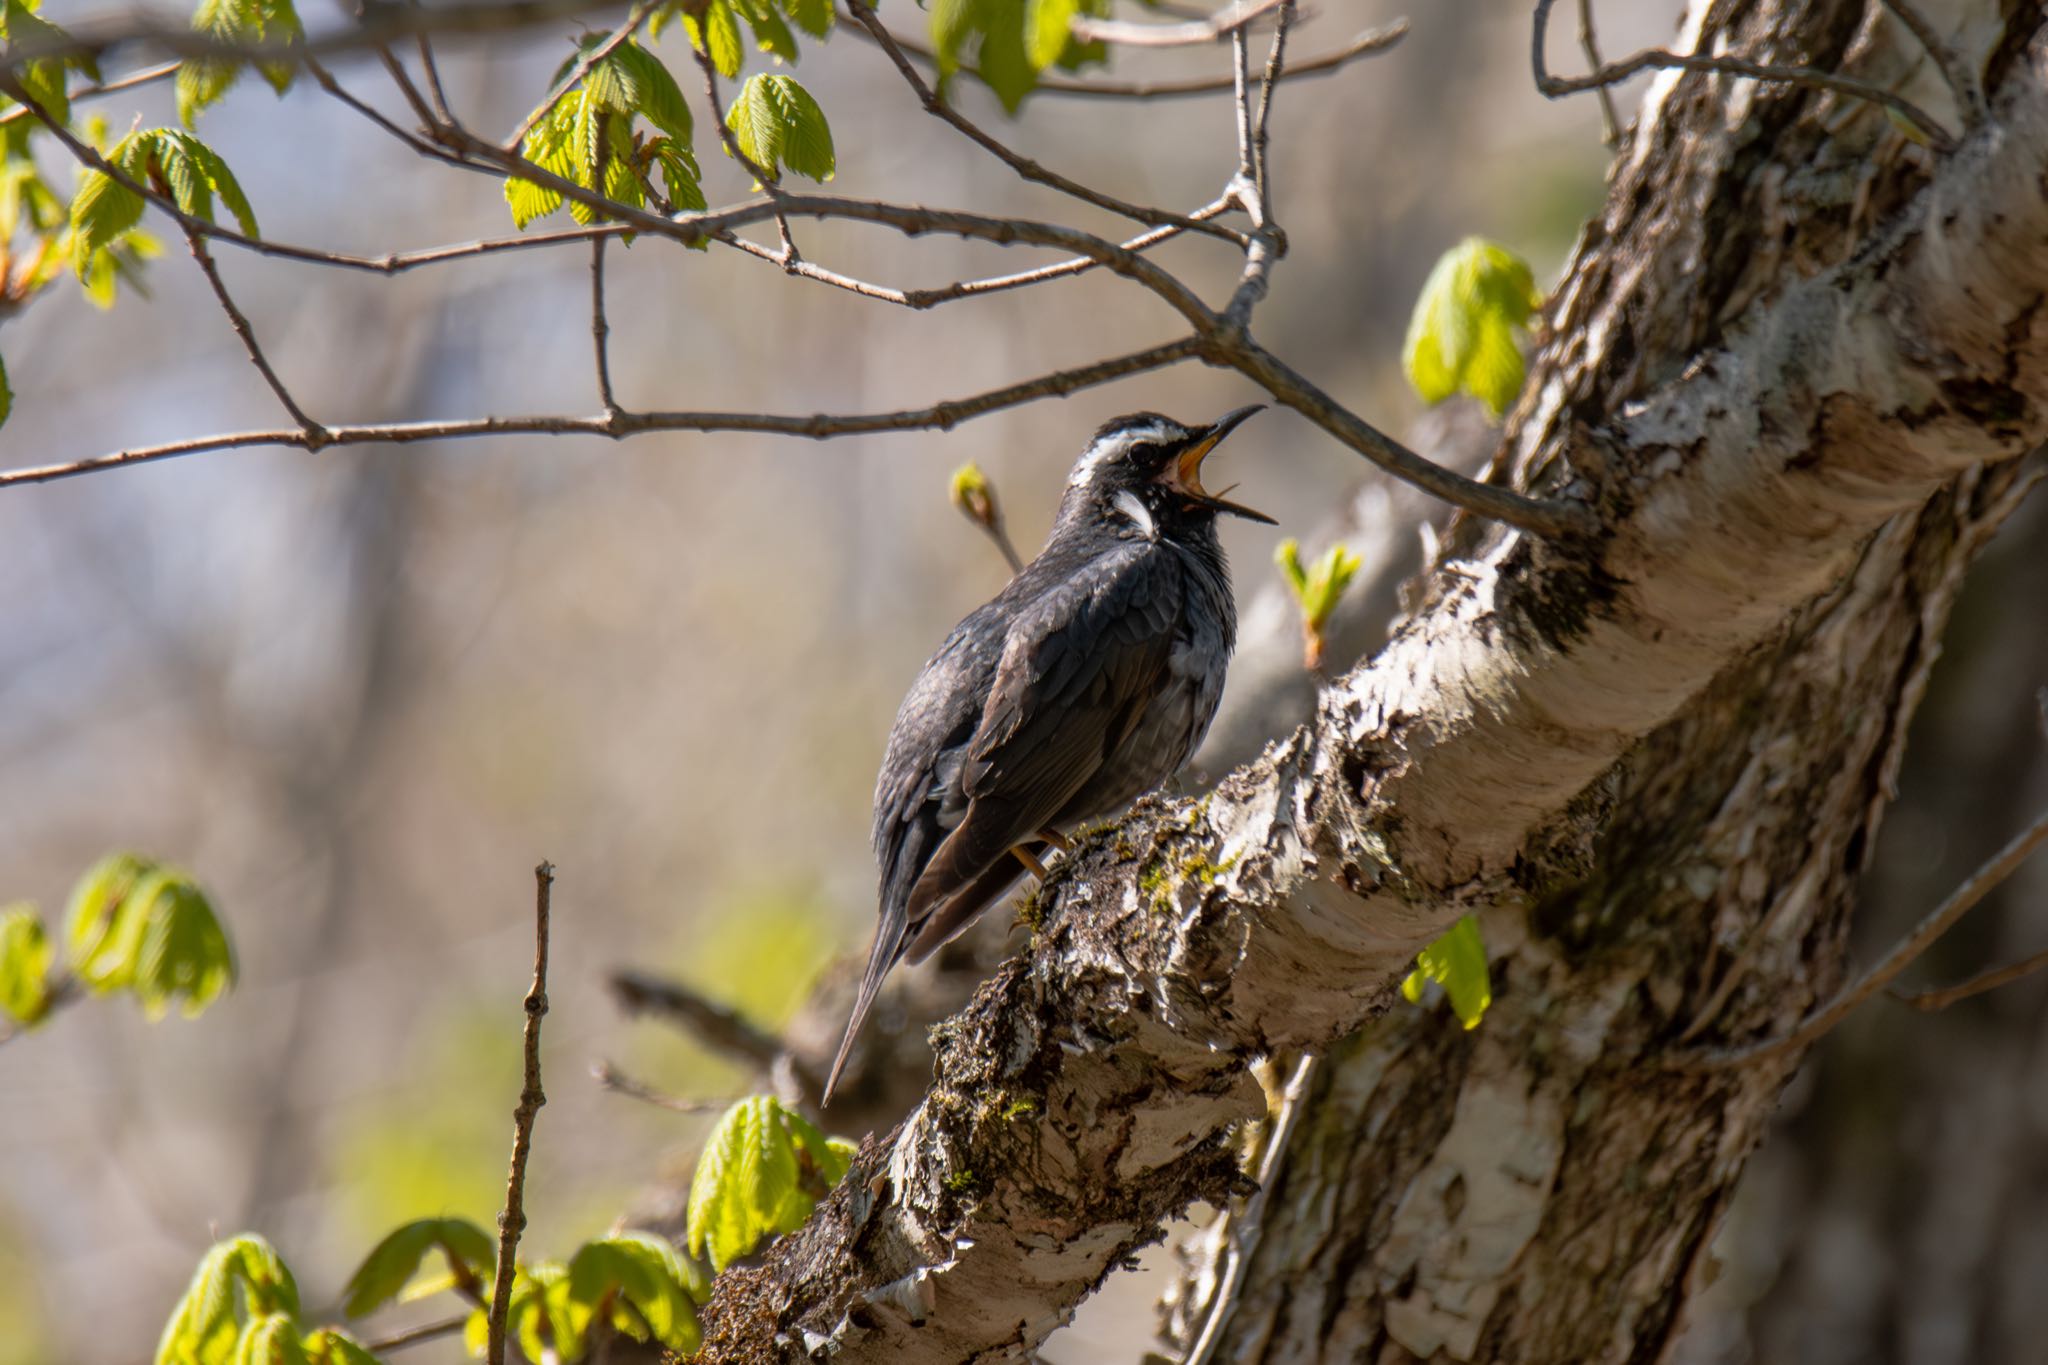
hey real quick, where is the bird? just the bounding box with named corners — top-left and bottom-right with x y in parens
top-left (824, 405), bottom-right (1271, 1104)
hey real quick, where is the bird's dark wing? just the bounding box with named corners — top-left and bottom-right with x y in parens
top-left (826, 605), bottom-right (1007, 1103)
top-left (901, 541), bottom-right (1182, 951)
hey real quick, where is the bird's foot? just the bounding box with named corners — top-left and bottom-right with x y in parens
top-left (1012, 844), bottom-right (1051, 880)
top-left (1036, 827), bottom-right (1073, 852)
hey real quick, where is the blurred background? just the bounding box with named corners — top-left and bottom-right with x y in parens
top-left (4, 3), bottom-right (2041, 1363)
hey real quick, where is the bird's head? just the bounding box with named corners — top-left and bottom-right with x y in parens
top-left (1059, 405), bottom-right (1273, 535)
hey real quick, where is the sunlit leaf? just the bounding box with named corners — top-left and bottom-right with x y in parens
top-left (723, 73), bottom-right (833, 183)
top-left (176, 0), bottom-right (303, 128)
top-left (0, 904), bottom-right (54, 1025)
top-left (340, 1217), bottom-right (494, 1317)
top-left (1402, 237), bottom-right (1542, 420)
top-left (157, 1235), bottom-right (300, 1365)
top-left (1400, 914), bottom-right (1491, 1029)
top-left (564, 1233), bottom-right (703, 1354)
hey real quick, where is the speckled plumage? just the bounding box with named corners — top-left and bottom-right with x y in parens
top-left (825, 409), bottom-right (1269, 1103)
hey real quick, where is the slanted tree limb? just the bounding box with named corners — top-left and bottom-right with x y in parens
top-left (695, 24), bottom-right (2048, 1361)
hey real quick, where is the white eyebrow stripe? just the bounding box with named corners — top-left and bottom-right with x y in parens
top-left (1067, 422), bottom-right (1176, 488)
top-left (1114, 489), bottom-right (1157, 538)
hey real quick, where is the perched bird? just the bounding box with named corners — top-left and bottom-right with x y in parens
top-left (825, 406), bottom-right (1271, 1103)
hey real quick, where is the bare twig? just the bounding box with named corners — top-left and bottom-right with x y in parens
top-left (0, 336), bottom-right (1204, 488)
top-left (838, 11), bottom-right (1407, 100)
top-left (1072, 0), bottom-right (1291, 49)
top-left (1530, 0), bottom-right (1958, 154)
top-left (177, 221), bottom-right (326, 443)
top-left (840, 0), bottom-right (1246, 246)
top-left (1690, 805), bottom-right (2048, 1066)
top-left (593, 1060), bottom-right (745, 1114)
top-left (374, 42), bottom-right (441, 129)
top-left (486, 861), bottom-right (554, 1365)
top-left (1251, 2), bottom-right (1294, 204)
top-left (0, 59), bottom-right (178, 128)
top-left (1880, 0), bottom-right (1987, 126)
top-left (609, 969), bottom-right (786, 1071)
top-left (590, 236), bottom-right (619, 417)
top-left (1575, 0), bottom-right (1622, 145)
top-left (365, 1315), bottom-right (470, 1354)
top-left (1184, 1052), bottom-right (1318, 1365)
top-left (1893, 946), bottom-right (2048, 1012)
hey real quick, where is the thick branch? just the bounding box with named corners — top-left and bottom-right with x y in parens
top-left (695, 42), bottom-right (2048, 1362)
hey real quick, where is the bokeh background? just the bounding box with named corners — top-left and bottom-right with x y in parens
top-left (4, 3), bottom-right (2042, 1363)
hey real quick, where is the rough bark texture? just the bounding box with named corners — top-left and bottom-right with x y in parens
top-left (696, 2), bottom-right (2048, 1360)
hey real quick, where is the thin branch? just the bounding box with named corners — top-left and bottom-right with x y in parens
top-left (365, 1315), bottom-right (470, 1354)
top-left (949, 467), bottom-right (1025, 576)
top-left (1880, 0), bottom-right (1987, 126)
top-left (0, 59), bottom-right (178, 128)
top-left (0, 336), bottom-right (1206, 488)
top-left (1072, 0), bottom-right (1291, 49)
top-left (1893, 946), bottom-right (2048, 1012)
top-left (486, 861), bottom-right (554, 1365)
top-left (609, 969), bottom-right (788, 1071)
top-left (689, 37), bottom-right (781, 192)
top-left (2, 0), bottom-right (631, 71)
top-left (503, 1), bottom-right (655, 153)
top-left (840, 0), bottom-right (1246, 246)
top-left (171, 198), bottom-right (325, 441)
top-left (590, 236), bottom-right (619, 417)
top-left (1530, 0), bottom-right (1958, 154)
top-left (304, 54), bottom-right (480, 171)
top-left (374, 42), bottom-right (441, 129)
top-left (1690, 805), bottom-right (2048, 1067)
top-left (1575, 0), bottom-right (1622, 146)
top-left (1220, 334), bottom-right (1593, 539)
top-left (593, 1060), bottom-right (745, 1114)
top-left (839, 11), bottom-right (1407, 100)
top-left (1251, 2), bottom-right (1293, 205)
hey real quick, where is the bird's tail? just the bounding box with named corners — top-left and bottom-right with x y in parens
top-left (823, 911), bottom-right (905, 1107)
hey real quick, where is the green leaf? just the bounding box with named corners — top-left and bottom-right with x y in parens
top-left (1401, 237), bottom-right (1542, 420)
top-left (723, 73), bottom-right (833, 183)
top-left (300, 1329), bottom-right (382, 1365)
top-left (739, 0), bottom-right (799, 64)
top-left (158, 1235), bottom-right (301, 1365)
top-left (65, 852), bottom-right (154, 990)
top-left (929, 0), bottom-right (1073, 112)
top-left (68, 159), bottom-right (146, 282)
top-left (177, 0), bottom-right (304, 128)
top-left (564, 1233), bottom-right (702, 1355)
top-left (174, 131), bottom-right (261, 237)
top-left (683, 0), bottom-right (746, 78)
top-left (340, 1217), bottom-right (494, 1317)
top-left (1025, 0), bottom-right (1078, 71)
top-left (611, 41), bottom-right (692, 142)
top-left (0, 904), bottom-right (54, 1025)
top-left (2, 0), bottom-right (96, 123)
top-left (687, 1096), bottom-right (844, 1271)
top-left (231, 1315), bottom-right (309, 1365)
top-left (1400, 915), bottom-right (1491, 1029)
top-left (781, 0), bottom-right (833, 40)
top-left (127, 867), bottom-right (236, 1020)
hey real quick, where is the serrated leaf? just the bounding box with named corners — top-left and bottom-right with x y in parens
top-left (341, 1217), bottom-right (494, 1317)
top-left (65, 852), bottom-right (154, 989)
top-left (780, 0), bottom-right (832, 40)
top-left (68, 161), bottom-right (146, 282)
top-left (930, 0), bottom-right (1039, 112)
top-left (564, 1233), bottom-right (702, 1354)
top-left (0, 904), bottom-right (54, 1024)
top-left (1402, 237), bottom-right (1542, 421)
top-left (684, 0), bottom-right (745, 78)
top-left (177, 0), bottom-right (303, 128)
top-left (723, 73), bottom-right (833, 183)
top-left (687, 1097), bottom-right (799, 1271)
top-left (231, 1315), bottom-right (308, 1365)
top-left (158, 1235), bottom-right (300, 1365)
top-left (741, 2), bottom-right (798, 64)
top-left (127, 868), bottom-right (236, 1021)
top-left (175, 131), bottom-right (261, 237)
top-left (611, 41), bottom-right (692, 142)
top-left (1400, 914), bottom-right (1491, 1029)
top-left (300, 1329), bottom-right (381, 1365)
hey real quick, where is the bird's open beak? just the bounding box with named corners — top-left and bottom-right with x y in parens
top-left (1168, 404), bottom-right (1274, 523)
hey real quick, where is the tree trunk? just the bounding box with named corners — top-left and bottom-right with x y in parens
top-left (697, 2), bottom-right (2048, 1359)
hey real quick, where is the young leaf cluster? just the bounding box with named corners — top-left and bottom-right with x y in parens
top-left (0, 853), bottom-right (236, 1032)
top-left (1402, 237), bottom-right (1543, 420)
top-left (507, 35), bottom-right (703, 230)
top-left (929, 0), bottom-right (1111, 112)
top-left (0, 0), bottom-right (100, 126)
top-left (157, 1234), bottom-right (379, 1365)
top-left (1274, 537), bottom-right (1363, 672)
top-left (655, 0), bottom-right (835, 74)
top-left (724, 72), bottom-right (834, 183)
top-left (177, 0), bottom-right (304, 129)
top-left (1400, 913), bottom-right (1492, 1029)
top-left (70, 126), bottom-right (256, 303)
top-left (686, 1094), bottom-right (856, 1271)
top-left (341, 1216), bottom-right (709, 1360)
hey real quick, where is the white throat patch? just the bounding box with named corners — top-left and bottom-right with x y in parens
top-left (1113, 489), bottom-right (1158, 539)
